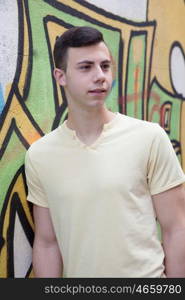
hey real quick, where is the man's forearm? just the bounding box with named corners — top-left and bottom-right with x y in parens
top-left (33, 239), bottom-right (63, 278)
top-left (163, 228), bottom-right (185, 277)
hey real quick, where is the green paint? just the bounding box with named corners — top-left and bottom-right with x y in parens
top-left (0, 132), bottom-right (27, 212)
top-left (149, 81), bottom-right (181, 139)
top-left (149, 80), bottom-right (182, 162)
top-left (126, 34), bottom-right (146, 119)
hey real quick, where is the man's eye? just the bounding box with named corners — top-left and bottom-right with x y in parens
top-left (102, 64), bottom-right (110, 70)
top-left (80, 65), bottom-right (91, 70)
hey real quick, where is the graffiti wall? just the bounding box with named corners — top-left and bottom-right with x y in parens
top-left (0, 0), bottom-right (185, 277)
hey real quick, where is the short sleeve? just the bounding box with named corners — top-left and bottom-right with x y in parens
top-left (147, 124), bottom-right (185, 195)
top-left (25, 150), bottom-right (49, 207)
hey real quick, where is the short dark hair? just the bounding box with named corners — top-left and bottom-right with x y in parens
top-left (53, 26), bottom-right (104, 71)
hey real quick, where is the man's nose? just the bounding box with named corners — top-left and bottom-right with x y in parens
top-left (93, 66), bottom-right (105, 82)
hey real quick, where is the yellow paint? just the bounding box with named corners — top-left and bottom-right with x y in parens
top-left (133, 38), bottom-right (143, 64)
top-left (0, 173), bottom-right (34, 277)
top-left (148, 0), bottom-right (185, 93)
top-left (0, 94), bottom-right (42, 148)
top-left (18, 2), bottom-right (30, 98)
top-left (5, 84), bottom-right (12, 101)
top-left (29, 269), bottom-right (34, 278)
top-left (47, 22), bottom-right (67, 107)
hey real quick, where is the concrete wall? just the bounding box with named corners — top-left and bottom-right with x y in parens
top-left (0, 0), bottom-right (185, 277)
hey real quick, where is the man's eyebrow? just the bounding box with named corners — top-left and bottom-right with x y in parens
top-left (77, 59), bottom-right (111, 65)
top-left (101, 60), bottom-right (111, 64)
top-left (77, 60), bottom-right (93, 65)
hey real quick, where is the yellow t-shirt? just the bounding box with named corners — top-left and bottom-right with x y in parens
top-left (25, 113), bottom-right (185, 277)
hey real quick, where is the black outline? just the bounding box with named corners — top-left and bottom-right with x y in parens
top-left (118, 37), bottom-right (124, 113)
top-left (25, 263), bottom-right (33, 278)
top-left (6, 0), bottom-right (33, 103)
top-left (142, 32), bottom-right (147, 119)
top-left (0, 166), bottom-right (34, 277)
top-left (171, 139), bottom-right (181, 156)
top-left (146, 21), bottom-right (156, 120)
top-left (74, 0), bottom-right (153, 27)
top-left (146, 0), bottom-right (149, 22)
top-left (21, 0), bottom-right (33, 101)
top-left (160, 101), bottom-right (172, 134)
top-left (0, 85), bottom-right (44, 159)
top-left (149, 77), bottom-right (185, 103)
top-left (7, 192), bottom-right (34, 277)
top-left (44, 0), bottom-right (120, 31)
top-left (0, 119), bottom-right (29, 159)
top-left (12, 0), bottom-right (24, 91)
top-left (149, 77), bottom-right (184, 159)
top-left (43, 16), bottom-right (72, 117)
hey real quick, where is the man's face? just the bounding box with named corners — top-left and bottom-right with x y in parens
top-left (58, 42), bottom-right (113, 110)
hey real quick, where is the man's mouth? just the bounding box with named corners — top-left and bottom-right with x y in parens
top-left (88, 88), bottom-right (107, 94)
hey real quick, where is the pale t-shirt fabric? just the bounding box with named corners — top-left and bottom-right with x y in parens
top-left (25, 112), bottom-right (185, 277)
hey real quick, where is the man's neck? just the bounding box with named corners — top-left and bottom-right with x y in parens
top-left (66, 106), bottom-right (115, 145)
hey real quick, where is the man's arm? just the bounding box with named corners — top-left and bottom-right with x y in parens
top-left (32, 204), bottom-right (63, 277)
top-left (152, 184), bottom-right (185, 277)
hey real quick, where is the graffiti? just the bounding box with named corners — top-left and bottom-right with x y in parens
top-left (0, 167), bottom-right (34, 277)
top-left (0, 0), bottom-right (185, 277)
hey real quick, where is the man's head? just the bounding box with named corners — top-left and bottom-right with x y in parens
top-left (53, 26), bottom-right (104, 72)
top-left (53, 26), bottom-right (114, 110)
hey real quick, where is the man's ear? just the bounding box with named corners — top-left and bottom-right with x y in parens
top-left (53, 68), bottom-right (66, 86)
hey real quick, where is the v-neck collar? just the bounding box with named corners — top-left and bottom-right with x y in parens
top-left (61, 112), bottom-right (120, 150)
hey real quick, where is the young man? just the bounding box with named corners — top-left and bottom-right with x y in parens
top-left (25, 26), bottom-right (185, 278)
